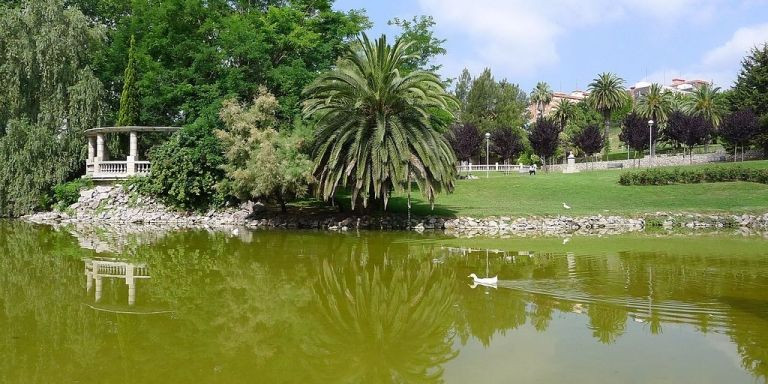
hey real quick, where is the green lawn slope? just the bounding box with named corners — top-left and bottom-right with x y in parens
top-left (385, 160), bottom-right (768, 217)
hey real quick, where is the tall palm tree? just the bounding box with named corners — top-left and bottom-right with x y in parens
top-left (685, 83), bottom-right (725, 128)
top-left (530, 82), bottom-right (553, 118)
top-left (635, 83), bottom-right (673, 157)
top-left (587, 72), bottom-right (626, 156)
top-left (552, 99), bottom-right (577, 130)
top-left (302, 34), bottom-right (458, 210)
top-left (635, 83), bottom-right (674, 125)
top-left (552, 99), bottom-right (577, 161)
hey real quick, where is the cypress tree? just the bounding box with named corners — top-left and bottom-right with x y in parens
top-left (117, 35), bottom-right (140, 126)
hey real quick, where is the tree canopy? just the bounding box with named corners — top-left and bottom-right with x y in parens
top-left (528, 118), bottom-right (561, 165)
top-left (216, 87), bottom-right (313, 211)
top-left (572, 124), bottom-right (605, 158)
top-left (302, 34), bottom-right (458, 210)
top-left (388, 15), bottom-right (447, 73)
top-left (448, 123), bottom-right (483, 163)
top-left (0, 0), bottom-right (105, 216)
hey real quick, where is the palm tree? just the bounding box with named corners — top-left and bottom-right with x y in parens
top-left (302, 34), bottom-right (458, 210)
top-left (587, 72), bottom-right (626, 156)
top-left (552, 99), bottom-right (577, 162)
top-left (635, 83), bottom-right (673, 158)
top-left (530, 82), bottom-right (553, 118)
top-left (635, 83), bottom-right (674, 124)
top-left (685, 83), bottom-right (725, 128)
top-left (552, 99), bottom-right (577, 130)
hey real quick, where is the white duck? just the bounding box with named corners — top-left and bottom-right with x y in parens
top-left (468, 273), bottom-right (498, 285)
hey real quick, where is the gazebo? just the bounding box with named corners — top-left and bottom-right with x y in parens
top-left (85, 126), bottom-right (179, 180)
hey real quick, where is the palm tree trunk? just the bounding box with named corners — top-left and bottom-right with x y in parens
top-left (406, 164), bottom-right (412, 230)
top-left (603, 119), bottom-right (610, 161)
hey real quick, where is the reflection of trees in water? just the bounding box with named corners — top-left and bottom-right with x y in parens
top-left (4, 221), bottom-right (768, 381)
top-left (311, 258), bottom-right (457, 384)
top-left (0, 221), bottom-right (178, 383)
top-left (587, 303), bottom-right (627, 344)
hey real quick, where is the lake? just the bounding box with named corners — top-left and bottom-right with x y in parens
top-left (1, 220), bottom-right (768, 383)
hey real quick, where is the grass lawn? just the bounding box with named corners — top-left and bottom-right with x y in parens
top-left (382, 160), bottom-right (768, 217)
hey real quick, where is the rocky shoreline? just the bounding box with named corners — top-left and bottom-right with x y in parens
top-left (22, 185), bottom-right (768, 236)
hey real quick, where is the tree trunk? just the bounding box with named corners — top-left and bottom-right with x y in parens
top-left (277, 193), bottom-right (287, 213)
top-left (407, 164), bottom-right (412, 230)
top-left (603, 118), bottom-right (610, 161)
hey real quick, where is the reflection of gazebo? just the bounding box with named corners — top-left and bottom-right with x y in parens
top-left (85, 126), bottom-right (179, 180)
top-left (84, 258), bottom-right (150, 306)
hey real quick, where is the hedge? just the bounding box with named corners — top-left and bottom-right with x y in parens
top-left (618, 166), bottom-right (768, 186)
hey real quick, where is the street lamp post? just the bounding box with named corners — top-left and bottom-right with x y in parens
top-left (485, 132), bottom-right (491, 179)
top-left (648, 120), bottom-right (654, 167)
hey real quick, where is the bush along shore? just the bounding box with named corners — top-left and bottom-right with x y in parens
top-left (20, 185), bottom-right (768, 236)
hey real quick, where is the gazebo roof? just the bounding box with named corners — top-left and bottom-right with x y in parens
top-left (85, 126), bottom-right (180, 136)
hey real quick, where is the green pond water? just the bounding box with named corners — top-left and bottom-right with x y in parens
top-left (2, 221), bottom-right (768, 383)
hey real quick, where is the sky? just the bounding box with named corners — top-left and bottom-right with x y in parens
top-left (333, 0), bottom-right (768, 93)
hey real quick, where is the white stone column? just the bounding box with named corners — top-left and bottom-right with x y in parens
top-left (96, 133), bottom-right (105, 161)
top-left (125, 265), bottom-right (136, 306)
top-left (127, 131), bottom-right (138, 176)
top-left (87, 137), bottom-right (96, 161)
top-left (95, 276), bottom-right (103, 303)
top-left (95, 133), bottom-right (105, 177)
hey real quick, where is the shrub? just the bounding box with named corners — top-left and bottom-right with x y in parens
top-left (51, 178), bottom-right (93, 210)
top-left (619, 166), bottom-right (768, 186)
top-left (142, 117), bottom-right (227, 211)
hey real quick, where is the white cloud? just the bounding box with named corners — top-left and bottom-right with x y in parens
top-left (703, 23), bottom-right (768, 67)
top-left (636, 23), bottom-right (768, 88)
top-left (417, 0), bottom-right (725, 79)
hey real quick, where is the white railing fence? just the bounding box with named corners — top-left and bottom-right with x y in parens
top-left (86, 160), bottom-right (152, 179)
top-left (457, 163), bottom-right (529, 173)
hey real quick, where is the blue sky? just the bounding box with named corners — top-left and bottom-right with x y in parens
top-left (334, 0), bottom-right (768, 93)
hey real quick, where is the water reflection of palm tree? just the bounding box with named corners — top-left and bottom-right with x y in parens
top-left (312, 259), bottom-right (457, 383)
top-left (588, 303), bottom-right (627, 344)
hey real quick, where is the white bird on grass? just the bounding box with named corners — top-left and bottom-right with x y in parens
top-left (562, 202), bottom-right (571, 210)
top-left (468, 273), bottom-right (498, 285)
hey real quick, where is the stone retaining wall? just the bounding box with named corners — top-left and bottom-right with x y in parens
top-left (22, 186), bottom-right (768, 237)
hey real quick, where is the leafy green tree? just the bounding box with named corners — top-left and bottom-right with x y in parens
top-left (685, 83), bottom-right (725, 128)
top-left (587, 72), bottom-right (626, 155)
top-left (0, 0), bottom-right (105, 216)
top-left (216, 87), bottom-right (313, 212)
top-left (93, 0), bottom-right (369, 125)
top-left (730, 43), bottom-right (768, 117)
top-left (530, 82), bottom-right (553, 118)
top-left (464, 68), bottom-right (498, 128)
top-left (116, 35), bottom-right (140, 126)
top-left (495, 80), bottom-right (529, 130)
top-left (303, 34), bottom-right (457, 210)
top-left (388, 15), bottom-right (447, 73)
top-left (142, 117), bottom-right (226, 211)
top-left (454, 68), bottom-right (472, 114)
top-left (729, 44), bottom-right (768, 155)
top-left (463, 69), bottom-right (528, 131)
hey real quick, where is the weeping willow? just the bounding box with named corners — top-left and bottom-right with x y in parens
top-left (0, 0), bottom-right (105, 216)
top-left (302, 33), bottom-right (458, 210)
